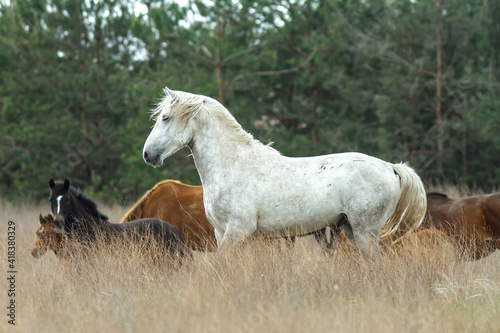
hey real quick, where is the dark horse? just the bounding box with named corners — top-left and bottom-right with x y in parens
top-left (49, 178), bottom-right (109, 243)
top-left (48, 179), bottom-right (191, 262)
top-left (418, 192), bottom-right (500, 260)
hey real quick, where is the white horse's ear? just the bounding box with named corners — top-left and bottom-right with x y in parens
top-left (164, 87), bottom-right (175, 97)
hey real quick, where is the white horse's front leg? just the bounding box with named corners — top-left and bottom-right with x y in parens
top-left (219, 219), bottom-right (256, 249)
top-left (214, 228), bottom-right (224, 248)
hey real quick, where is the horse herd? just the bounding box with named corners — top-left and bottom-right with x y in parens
top-left (31, 88), bottom-right (500, 265)
top-left (31, 178), bottom-right (500, 263)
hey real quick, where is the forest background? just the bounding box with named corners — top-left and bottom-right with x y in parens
top-left (1, 0), bottom-right (500, 204)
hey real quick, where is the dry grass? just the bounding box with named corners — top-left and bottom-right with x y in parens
top-left (1, 196), bottom-right (500, 333)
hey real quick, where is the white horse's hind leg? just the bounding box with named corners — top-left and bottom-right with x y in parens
top-left (350, 213), bottom-right (388, 256)
top-left (346, 198), bottom-right (397, 257)
top-left (339, 221), bottom-right (379, 256)
top-left (352, 232), bottom-right (380, 257)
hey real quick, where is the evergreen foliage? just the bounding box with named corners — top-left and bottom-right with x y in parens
top-left (1, 0), bottom-right (499, 203)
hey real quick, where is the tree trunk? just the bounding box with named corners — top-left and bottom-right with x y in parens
top-left (215, 13), bottom-right (225, 105)
top-left (434, 0), bottom-right (445, 170)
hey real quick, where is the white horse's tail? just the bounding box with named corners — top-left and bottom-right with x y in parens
top-left (379, 163), bottom-right (427, 247)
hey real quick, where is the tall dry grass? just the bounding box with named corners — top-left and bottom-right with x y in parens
top-left (1, 191), bottom-right (500, 333)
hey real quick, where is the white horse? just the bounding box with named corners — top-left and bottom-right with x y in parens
top-left (143, 88), bottom-right (427, 254)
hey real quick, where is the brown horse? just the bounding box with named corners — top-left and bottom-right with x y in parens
top-left (121, 180), bottom-right (217, 251)
top-left (326, 226), bottom-right (455, 256)
top-left (419, 192), bottom-right (500, 260)
top-left (31, 214), bottom-right (67, 259)
top-left (388, 228), bottom-right (457, 257)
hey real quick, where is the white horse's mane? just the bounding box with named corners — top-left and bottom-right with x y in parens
top-left (153, 88), bottom-right (279, 153)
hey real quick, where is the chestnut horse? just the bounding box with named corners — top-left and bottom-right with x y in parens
top-left (388, 228), bottom-right (456, 258)
top-left (31, 214), bottom-right (67, 259)
top-left (120, 180), bottom-right (217, 251)
top-left (419, 192), bottom-right (500, 260)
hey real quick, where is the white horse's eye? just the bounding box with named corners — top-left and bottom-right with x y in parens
top-left (162, 115), bottom-right (172, 122)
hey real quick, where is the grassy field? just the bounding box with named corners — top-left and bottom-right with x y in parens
top-left (1, 195), bottom-right (500, 333)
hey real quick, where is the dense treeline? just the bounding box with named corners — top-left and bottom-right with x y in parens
top-left (1, 0), bottom-right (500, 203)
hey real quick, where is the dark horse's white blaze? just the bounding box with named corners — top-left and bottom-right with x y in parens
top-left (143, 88), bottom-right (427, 254)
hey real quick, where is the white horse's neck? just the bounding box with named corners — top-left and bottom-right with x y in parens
top-left (189, 115), bottom-right (243, 186)
top-left (188, 109), bottom-right (277, 189)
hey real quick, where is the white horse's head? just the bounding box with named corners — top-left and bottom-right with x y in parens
top-left (143, 88), bottom-right (204, 167)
